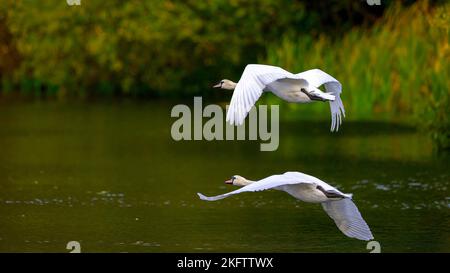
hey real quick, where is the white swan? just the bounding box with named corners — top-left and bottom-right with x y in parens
top-left (197, 171), bottom-right (373, 241)
top-left (213, 64), bottom-right (345, 132)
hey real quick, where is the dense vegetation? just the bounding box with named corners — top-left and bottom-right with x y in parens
top-left (264, 1), bottom-right (449, 150)
top-left (0, 0), bottom-right (388, 96)
top-left (0, 1), bottom-right (448, 149)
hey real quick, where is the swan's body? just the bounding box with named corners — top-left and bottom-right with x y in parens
top-left (197, 171), bottom-right (373, 241)
top-left (266, 78), bottom-right (312, 103)
top-left (214, 64), bottom-right (345, 132)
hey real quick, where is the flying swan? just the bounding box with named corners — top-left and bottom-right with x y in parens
top-left (197, 171), bottom-right (373, 241)
top-left (213, 64), bottom-right (345, 132)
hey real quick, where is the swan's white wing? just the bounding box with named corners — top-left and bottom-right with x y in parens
top-left (226, 64), bottom-right (295, 125)
top-left (296, 69), bottom-right (345, 132)
top-left (322, 198), bottom-right (373, 241)
top-left (198, 174), bottom-right (311, 201)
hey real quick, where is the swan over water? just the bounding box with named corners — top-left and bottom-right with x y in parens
top-left (214, 64), bottom-right (345, 132)
top-left (198, 171), bottom-right (373, 241)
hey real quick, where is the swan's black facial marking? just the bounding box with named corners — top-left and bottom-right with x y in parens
top-left (225, 176), bottom-right (236, 185)
top-left (213, 80), bottom-right (224, 88)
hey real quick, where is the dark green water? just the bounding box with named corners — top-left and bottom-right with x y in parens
top-left (0, 100), bottom-right (448, 252)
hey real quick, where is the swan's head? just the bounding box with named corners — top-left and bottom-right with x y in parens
top-left (225, 175), bottom-right (250, 186)
top-left (213, 79), bottom-right (237, 90)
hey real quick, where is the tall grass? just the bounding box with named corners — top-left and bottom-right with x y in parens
top-left (264, 1), bottom-right (449, 150)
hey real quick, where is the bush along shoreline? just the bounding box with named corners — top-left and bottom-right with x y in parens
top-left (263, 1), bottom-right (449, 150)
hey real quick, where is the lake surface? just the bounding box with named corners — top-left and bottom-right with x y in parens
top-left (0, 100), bottom-right (448, 252)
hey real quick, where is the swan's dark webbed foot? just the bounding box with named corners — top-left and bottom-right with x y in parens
top-left (300, 88), bottom-right (327, 102)
top-left (316, 185), bottom-right (346, 199)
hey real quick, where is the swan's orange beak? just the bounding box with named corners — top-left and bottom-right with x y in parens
top-left (225, 179), bottom-right (233, 185)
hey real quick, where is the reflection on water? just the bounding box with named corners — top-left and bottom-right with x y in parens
top-left (0, 100), bottom-right (448, 252)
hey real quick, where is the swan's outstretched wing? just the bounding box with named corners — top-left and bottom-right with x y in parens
top-left (226, 64), bottom-right (294, 125)
top-left (322, 198), bottom-right (373, 241)
top-left (296, 69), bottom-right (345, 132)
top-left (198, 174), bottom-right (311, 201)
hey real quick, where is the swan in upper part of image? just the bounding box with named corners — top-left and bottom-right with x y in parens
top-left (197, 171), bottom-right (373, 241)
top-left (213, 64), bottom-right (345, 132)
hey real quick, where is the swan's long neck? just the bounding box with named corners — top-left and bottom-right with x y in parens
top-left (241, 178), bottom-right (255, 186)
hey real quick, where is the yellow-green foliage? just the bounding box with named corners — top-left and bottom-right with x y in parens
top-left (0, 0), bottom-right (307, 96)
top-left (264, 1), bottom-right (449, 149)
